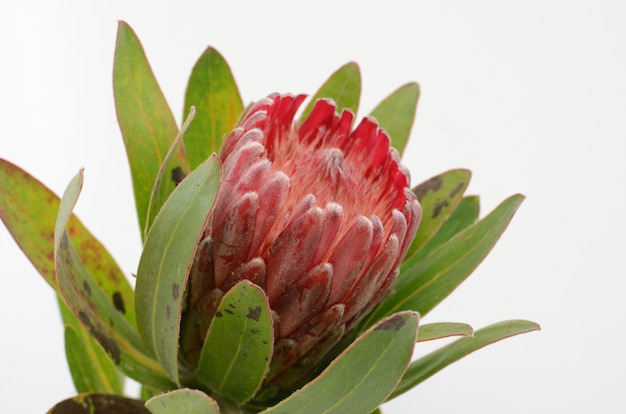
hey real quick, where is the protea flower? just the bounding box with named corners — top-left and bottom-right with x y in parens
top-left (180, 93), bottom-right (422, 391)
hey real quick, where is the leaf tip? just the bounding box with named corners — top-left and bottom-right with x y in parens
top-left (403, 81), bottom-right (420, 94)
top-left (205, 45), bottom-right (224, 57)
top-left (116, 20), bottom-right (132, 36)
top-left (342, 61), bottom-right (361, 78)
top-left (529, 321), bottom-right (541, 332)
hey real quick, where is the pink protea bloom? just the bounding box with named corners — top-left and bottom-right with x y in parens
top-left (182, 93), bottom-right (421, 386)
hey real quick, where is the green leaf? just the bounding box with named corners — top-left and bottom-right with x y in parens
top-left (197, 281), bottom-right (273, 404)
top-left (369, 194), bottom-right (524, 324)
top-left (417, 322), bottom-right (473, 342)
top-left (369, 83), bottom-right (420, 157)
top-left (183, 47), bottom-right (243, 169)
top-left (47, 393), bottom-right (150, 414)
top-left (54, 170), bottom-right (172, 389)
top-left (144, 108), bottom-right (196, 240)
top-left (389, 320), bottom-right (540, 400)
top-left (145, 389), bottom-right (220, 414)
top-left (135, 156), bottom-right (221, 384)
top-left (300, 62), bottom-right (361, 122)
top-left (60, 298), bottom-right (124, 395)
top-left (411, 195), bottom-right (480, 262)
top-left (63, 324), bottom-right (122, 395)
top-left (0, 159), bottom-right (137, 328)
top-left (403, 169), bottom-right (471, 263)
top-left (261, 312), bottom-right (418, 414)
top-left (113, 21), bottom-right (189, 241)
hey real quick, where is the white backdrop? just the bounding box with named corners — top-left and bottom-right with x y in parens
top-left (1, 1), bottom-right (624, 412)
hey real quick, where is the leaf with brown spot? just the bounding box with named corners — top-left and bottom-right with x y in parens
top-left (403, 169), bottom-right (471, 264)
top-left (63, 325), bottom-right (122, 394)
top-left (411, 195), bottom-right (480, 262)
top-left (55, 170), bottom-right (172, 390)
top-left (370, 194), bottom-right (524, 324)
top-left (59, 297), bottom-right (124, 395)
top-left (136, 156), bottom-right (221, 384)
top-left (197, 281), bottom-right (273, 404)
top-left (144, 108), bottom-right (195, 241)
top-left (0, 159), bottom-right (137, 329)
top-left (260, 312), bottom-right (418, 414)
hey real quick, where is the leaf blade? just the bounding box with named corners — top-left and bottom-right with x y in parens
top-left (369, 83), bottom-right (420, 157)
top-left (135, 156), bottom-right (221, 384)
top-left (411, 195), bottom-right (480, 262)
top-left (0, 159), bottom-right (137, 328)
top-left (417, 322), bottom-right (473, 343)
top-left (183, 47), bottom-right (243, 169)
top-left (197, 281), bottom-right (273, 404)
top-left (300, 62), bottom-right (361, 122)
top-left (63, 324), bottom-right (123, 395)
top-left (113, 21), bottom-right (188, 240)
top-left (145, 389), bottom-right (220, 414)
top-left (54, 170), bottom-right (172, 389)
top-left (390, 320), bottom-right (540, 400)
top-left (144, 108), bottom-right (197, 240)
top-left (370, 194), bottom-right (524, 324)
top-left (60, 298), bottom-right (124, 395)
top-left (403, 169), bottom-right (471, 263)
top-left (261, 312), bottom-right (418, 414)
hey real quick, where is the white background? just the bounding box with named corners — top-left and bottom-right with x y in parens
top-left (1, 1), bottom-right (624, 412)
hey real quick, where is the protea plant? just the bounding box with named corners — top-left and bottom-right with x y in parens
top-left (0, 21), bottom-right (539, 414)
top-left (179, 93), bottom-right (421, 392)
